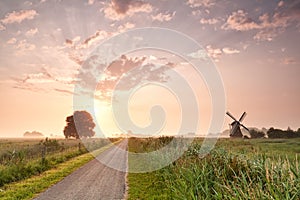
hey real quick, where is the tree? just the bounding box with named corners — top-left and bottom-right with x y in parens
top-left (249, 129), bottom-right (265, 138)
top-left (63, 111), bottom-right (96, 139)
top-left (23, 131), bottom-right (44, 138)
top-left (267, 127), bottom-right (300, 138)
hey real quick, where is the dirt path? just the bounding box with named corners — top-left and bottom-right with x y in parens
top-left (35, 140), bottom-right (128, 200)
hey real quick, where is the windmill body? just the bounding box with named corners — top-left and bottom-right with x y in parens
top-left (230, 121), bottom-right (243, 137)
top-left (226, 111), bottom-right (249, 138)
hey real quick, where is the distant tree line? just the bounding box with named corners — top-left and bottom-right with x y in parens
top-left (267, 127), bottom-right (300, 139)
top-left (23, 131), bottom-right (44, 137)
top-left (249, 127), bottom-right (300, 139)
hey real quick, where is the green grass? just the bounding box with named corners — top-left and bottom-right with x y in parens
top-left (0, 141), bottom-right (116, 200)
top-left (128, 138), bottom-right (300, 200)
top-left (0, 138), bottom-right (111, 186)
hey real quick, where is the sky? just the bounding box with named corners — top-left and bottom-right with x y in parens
top-left (0, 0), bottom-right (299, 138)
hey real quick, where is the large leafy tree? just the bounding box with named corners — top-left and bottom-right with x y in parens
top-left (63, 111), bottom-right (96, 139)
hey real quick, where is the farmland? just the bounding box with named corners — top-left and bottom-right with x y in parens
top-left (0, 137), bottom-right (299, 199)
top-left (128, 137), bottom-right (300, 199)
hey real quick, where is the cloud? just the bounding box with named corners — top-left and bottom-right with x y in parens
top-left (186, 0), bottom-right (215, 8)
top-left (103, 56), bottom-right (170, 93)
top-left (64, 31), bottom-right (113, 66)
top-left (12, 68), bottom-right (54, 85)
top-left (192, 10), bottom-right (201, 16)
top-left (281, 57), bottom-right (297, 65)
top-left (206, 45), bottom-right (222, 62)
top-left (117, 22), bottom-right (135, 32)
top-left (82, 30), bottom-right (110, 48)
top-left (24, 1), bottom-right (33, 6)
top-left (54, 89), bottom-right (76, 95)
top-left (223, 3), bottom-right (300, 41)
top-left (1, 10), bottom-right (38, 24)
top-left (12, 66), bottom-right (77, 94)
top-left (0, 24), bottom-right (5, 31)
top-left (76, 55), bottom-right (172, 101)
top-left (278, 1), bottom-right (284, 7)
top-left (200, 18), bottom-right (219, 25)
top-left (104, 55), bottom-right (146, 77)
top-left (64, 25), bottom-right (138, 65)
top-left (66, 31), bottom-right (110, 51)
top-left (7, 38), bottom-right (17, 44)
top-left (64, 36), bottom-right (81, 47)
top-left (253, 29), bottom-right (279, 41)
top-left (25, 28), bottom-right (38, 37)
top-left (222, 47), bottom-right (240, 54)
top-left (88, 0), bottom-right (95, 5)
top-left (151, 11), bottom-right (176, 22)
top-left (222, 10), bottom-right (260, 31)
top-left (15, 40), bottom-right (36, 51)
top-left (187, 49), bottom-right (209, 60)
top-left (13, 83), bottom-right (46, 93)
top-left (104, 0), bottom-right (153, 20)
top-left (188, 46), bottom-right (240, 62)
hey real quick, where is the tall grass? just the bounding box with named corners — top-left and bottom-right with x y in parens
top-left (0, 138), bottom-right (108, 187)
top-left (162, 148), bottom-right (299, 199)
top-left (128, 138), bottom-right (300, 200)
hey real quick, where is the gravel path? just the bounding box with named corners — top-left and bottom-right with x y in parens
top-left (35, 140), bottom-right (128, 200)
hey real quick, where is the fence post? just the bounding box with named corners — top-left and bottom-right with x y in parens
top-left (41, 145), bottom-right (47, 163)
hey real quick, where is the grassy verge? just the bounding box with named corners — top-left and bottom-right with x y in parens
top-left (0, 138), bottom-right (113, 187)
top-left (0, 142), bottom-right (116, 200)
top-left (128, 138), bottom-right (300, 200)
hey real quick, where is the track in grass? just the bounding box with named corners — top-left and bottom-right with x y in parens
top-left (34, 140), bottom-right (128, 200)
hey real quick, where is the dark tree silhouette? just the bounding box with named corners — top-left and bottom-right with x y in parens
top-left (267, 127), bottom-right (300, 138)
top-left (64, 115), bottom-right (78, 139)
top-left (249, 129), bottom-right (265, 138)
top-left (64, 111), bottom-right (96, 139)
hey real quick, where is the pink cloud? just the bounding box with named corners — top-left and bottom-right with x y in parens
top-left (278, 1), bottom-right (284, 7)
top-left (12, 66), bottom-right (77, 95)
top-left (25, 28), bottom-right (38, 37)
top-left (0, 24), bottom-right (5, 31)
top-left (104, 0), bottom-right (153, 20)
top-left (7, 38), bottom-right (17, 44)
top-left (117, 22), bottom-right (135, 32)
top-left (15, 40), bottom-right (36, 51)
top-left (151, 11), bottom-right (176, 22)
top-left (222, 47), bottom-right (240, 54)
top-left (187, 0), bottom-right (215, 8)
top-left (206, 45), bottom-right (222, 62)
top-left (1, 10), bottom-right (38, 24)
top-left (200, 18), bottom-right (219, 25)
top-left (88, 0), bottom-right (95, 5)
top-left (222, 10), bottom-right (259, 31)
top-left (223, 3), bottom-right (300, 41)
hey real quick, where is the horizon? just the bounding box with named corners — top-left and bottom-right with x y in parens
top-left (0, 0), bottom-right (300, 138)
top-left (1, 125), bottom-right (296, 138)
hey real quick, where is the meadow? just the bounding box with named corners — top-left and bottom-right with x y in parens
top-left (128, 137), bottom-right (300, 199)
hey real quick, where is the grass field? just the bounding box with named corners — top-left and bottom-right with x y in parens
top-left (128, 137), bottom-right (300, 199)
top-left (1, 137), bottom-right (299, 199)
top-left (0, 138), bottom-right (110, 187)
top-left (0, 141), bottom-right (116, 200)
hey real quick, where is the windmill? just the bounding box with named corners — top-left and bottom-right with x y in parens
top-left (226, 111), bottom-right (250, 138)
